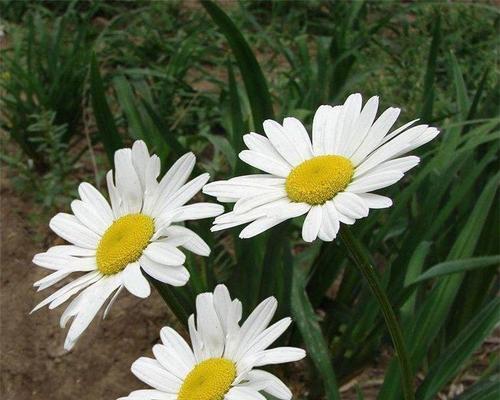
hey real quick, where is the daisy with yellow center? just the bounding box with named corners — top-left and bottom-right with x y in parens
top-left (203, 93), bottom-right (440, 242)
top-left (31, 141), bottom-right (223, 350)
top-left (119, 285), bottom-right (306, 400)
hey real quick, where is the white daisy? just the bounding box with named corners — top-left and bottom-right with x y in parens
top-left (31, 140), bottom-right (224, 350)
top-left (203, 93), bottom-right (440, 242)
top-left (120, 284), bottom-right (305, 400)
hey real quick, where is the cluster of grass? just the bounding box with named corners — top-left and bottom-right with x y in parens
top-left (1, 1), bottom-right (498, 399)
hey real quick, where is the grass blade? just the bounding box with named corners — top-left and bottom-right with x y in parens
top-left (416, 297), bottom-right (500, 400)
top-left (291, 265), bottom-right (341, 400)
top-left (202, 0), bottom-right (274, 127)
top-left (408, 255), bottom-right (500, 286)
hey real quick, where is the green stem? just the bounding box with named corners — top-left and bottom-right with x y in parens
top-left (340, 226), bottom-right (415, 400)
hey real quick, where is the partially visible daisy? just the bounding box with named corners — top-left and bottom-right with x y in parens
top-left (203, 93), bottom-right (439, 242)
top-left (32, 141), bottom-right (223, 350)
top-left (120, 284), bottom-right (305, 400)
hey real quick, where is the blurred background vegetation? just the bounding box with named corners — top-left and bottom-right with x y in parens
top-left (0, 1), bottom-right (498, 399)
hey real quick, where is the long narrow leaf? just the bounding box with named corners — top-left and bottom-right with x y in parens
top-left (291, 266), bottom-right (341, 400)
top-left (416, 297), bottom-right (500, 400)
top-left (408, 255), bottom-right (500, 285)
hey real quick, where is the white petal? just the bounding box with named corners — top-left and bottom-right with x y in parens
top-left (114, 148), bottom-right (143, 214)
top-left (46, 245), bottom-right (95, 257)
top-left (71, 199), bottom-right (109, 235)
top-left (333, 192), bottom-right (369, 219)
top-left (64, 276), bottom-right (121, 350)
top-left (131, 140), bottom-right (151, 190)
top-left (354, 124), bottom-right (428, 174)
top-left (318, 204), bottom-right (338, 242)
top-left (243, 133), bottom-right (289, 164)
top-left (345, 95), bottom-right (379, 158)
top-left (78, 182), bottom-right (113, 224)
top-left (253, 347), bottom-right (306, 366)
top-left (195, 293), bottom-right (225, 358)
top-left (155, 173), bottom-right (210, 216)
top-left (120, 389), bottom-right (176, 400)
top-left (263, 119), bottom-right (304, 166)
top-left (239, 150), bottom-right (291, 177)
top-left (131, 357), bottom-right (182, 393)
top-left (265, 202), bottom-right (311, 219)
top-left (233, 297), bottom-right (277, 360)
top-left (31, 271), bottom-right (101, 313)
top-left (139, 256), bottom-right (190, 287)
top-left (357, 193), bottom-right (393, 209)
top-left (170, 203), bottom-right (224, 222)
top-left (312, 105), bottom-right (333, 155)
top-left (301, 206), bottom-right (322, 242)
top-left (347, 170), bottom-right (404, 193)
top-left (160, 327), bottom-right (196, 372)
top-left (122, 262), bottom-right (151, 298)
top-left (152, 344), bottom-right (190, 380)
top-left (246, 370), bottom-right (293, 400)
top-left (203, 180), bottom-right (282, 201)
top-left (350, 107), bottom-right (401, 165)
top-left (149, 152), bottom-right (196, 213)
top-left (226, 386), bottom-right (266, 400)
top-left (106, 170), bottom-right (124, 218)
top-left (380, 118), bottom-right (419, 145)
top-left (354, 155), bottom-right (419, 178)
top-left (33, 252), bottom-right (96, 271)
top-left (144, 242), bottom-right (186, 266)
top-left (282, 117), bottom-right (313, 160)
top-left (334, 93), bottom-right (362, 156)
top-left (188, 314), bottom-right (206, 362)
top-left (49, 213), bottom-right (100, 249)
top-left (161, 225), bottom-right (211, 257)
top-left (239, 217), bottom-right (287, 239)
top-left (234, 189), bottom-right (287, 215)
top-left (103, 285), bottom-right (123, 319)
top-left (322, 105), bottom-right (343, 155)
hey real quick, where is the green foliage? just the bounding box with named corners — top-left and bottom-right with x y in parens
top-left (1, 2), bottom-right (498, 399)
top-left (1, 6), bottom-right (93, 171)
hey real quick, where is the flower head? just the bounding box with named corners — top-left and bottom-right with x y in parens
top-left (120, 284), bottom-right (305, 400)
top-left (203, 94), bottom-right (439, 242)
top-left (31, 141), bottom-right (223, 350)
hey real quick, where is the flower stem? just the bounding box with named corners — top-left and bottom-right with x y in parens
top-left (339, 226), bottom-right (414, 400)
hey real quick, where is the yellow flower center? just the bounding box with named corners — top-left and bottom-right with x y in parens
top-left (178, 358), bottom-right (236, 400)
top-left (96, 214), bottom-right (154, 275)
top-left (285, 155), bottom-right (354, 205)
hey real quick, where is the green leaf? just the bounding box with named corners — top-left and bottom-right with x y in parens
top-left (401, 242), bottom-right (432, 316)
top-left (449, 51), bottom-right (471, 119)
top-left (408, 255), bottom-right (500, 286)
top-left (90, 54), bottom-right (123, 166)
top-left (291, 266), bottom-right (341, 400)
top-left (416, 297), bottom-right (500, 400)
top-left (455, 374), bottom-right (500, 400)
top-left (202, 0), bottom-right (274, 128)
top-left (379, 173), bottom-right (499, 400)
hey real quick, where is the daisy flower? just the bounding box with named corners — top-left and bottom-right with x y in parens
top-left (203, 93), bottom-right (439, 242)
top-left (31, 141), bottom-right (223, 350)
top-left (120, 284), bottom-right (305, 400)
